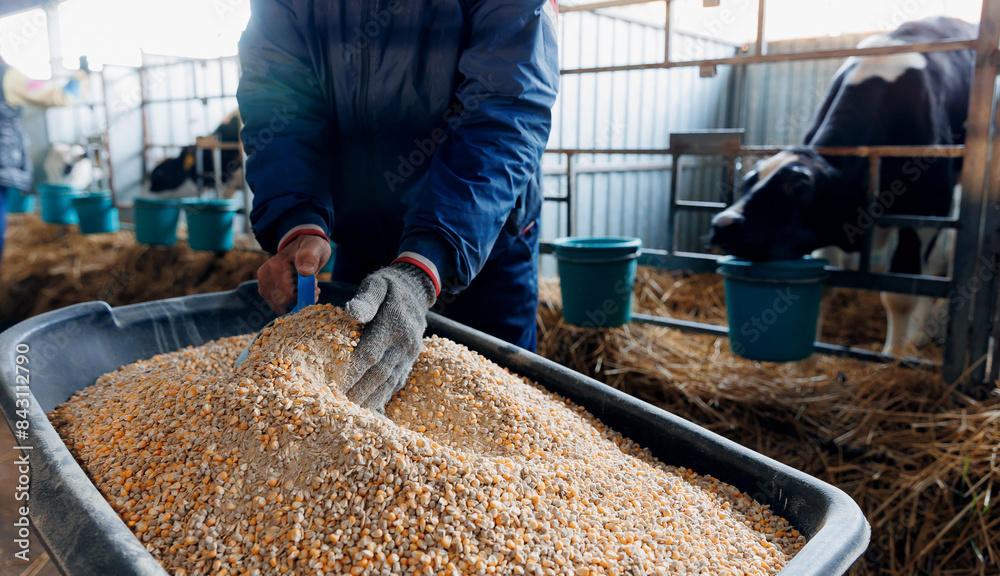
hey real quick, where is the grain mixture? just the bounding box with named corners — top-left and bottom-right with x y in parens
top-left (50, 304), bottom-right (805, 575)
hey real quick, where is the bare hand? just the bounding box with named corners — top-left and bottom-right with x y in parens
top-left (257, 235), bottom-right (330, 314)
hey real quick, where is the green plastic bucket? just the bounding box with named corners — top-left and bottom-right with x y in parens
top-left (5, 187), bottom-right (34, 213)
top-left (717, 256), bottom-right (828, 362)
top-left (134, 197), bottom-right (181, 246)
top-left (182, 199), bottom-right (238, 252)
top-left (39, 184), bottom-right (83, 224)
top-left (552, 237), bottom-right (642, 328)
top-left (72, 192), bottom-right (119, 234)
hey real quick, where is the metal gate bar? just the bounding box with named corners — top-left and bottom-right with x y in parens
top-left (630, 313), bottom-right (937, 368)
top-left (940, 0), bottom-right (1000, 387)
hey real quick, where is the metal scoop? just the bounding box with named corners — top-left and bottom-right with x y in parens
top-left (235, 273), bottom-right (316, 367)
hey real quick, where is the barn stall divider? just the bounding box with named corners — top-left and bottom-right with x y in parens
top-left (43, 52), bottom-right (250, 231)
top-left (541, 0), bottom-right (1000, 394)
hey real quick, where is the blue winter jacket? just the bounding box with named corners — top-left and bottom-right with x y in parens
top-left (237, 0), bottom-right (559, 294)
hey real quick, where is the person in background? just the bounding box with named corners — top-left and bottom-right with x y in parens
top-left (0, 56), bottom-right (90, 267)
top-left (238, 0), bottom-right (559, 413)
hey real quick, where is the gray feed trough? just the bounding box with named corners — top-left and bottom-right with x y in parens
top-left (0, 282), bottom-right (870, 575)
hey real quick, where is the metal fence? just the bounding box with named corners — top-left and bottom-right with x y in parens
top-left (541, 8), bottom-right (740, 275)
top-left (42, 54), bottom-right (247, 232)
top-left (543, 0), bottom-right (1000, 393)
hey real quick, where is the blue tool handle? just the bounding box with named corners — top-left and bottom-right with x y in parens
top-left (291, 274), bottom-right (316, 314)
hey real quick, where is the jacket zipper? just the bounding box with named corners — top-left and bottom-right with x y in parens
top-left (359, 0), bottom-right (376, 202)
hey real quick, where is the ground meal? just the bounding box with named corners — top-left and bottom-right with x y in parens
top-left (49, 304), bottom-right (805, 575)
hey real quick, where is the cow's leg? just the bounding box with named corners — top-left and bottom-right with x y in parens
top-left (878, 227), bottom-right (920, 357)
top-left (812, 246), bottom-right (845, 342)
top-left (882, 291), bottom-right (918, 356)
top-left (881, 226), bottom-right (953, 356)
top-left (906, 227), bottom-right (956, 347)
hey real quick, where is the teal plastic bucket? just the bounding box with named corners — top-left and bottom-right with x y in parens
top-left (72, 192), bottom-right (119, 234)
top-left (182, 199), bottom-right (238, 251)
top-left (717, 256), bottom-right (829, 362)
top-left (320, 241), bottom-right (337, 274)
top-left (39, 184), bottom-right (83, 224)
top-left (5, 188), bottom-right (35, 213)
top-left (134, 197), bottom-right (181, 246)
top-left (552, 237), bottom-right (642, 328)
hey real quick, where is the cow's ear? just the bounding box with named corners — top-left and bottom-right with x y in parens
top-left (183, 149), bottom-right (196, 172)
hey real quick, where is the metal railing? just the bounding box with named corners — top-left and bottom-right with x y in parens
top-left (544, 0), bottom-right (1000, 393)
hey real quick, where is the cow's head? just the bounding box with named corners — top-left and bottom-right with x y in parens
top-left (150, 147), bottom-right (196, 192)
top-left (710, 149), bottom-right (863, 261)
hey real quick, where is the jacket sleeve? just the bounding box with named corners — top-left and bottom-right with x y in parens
top-left (237, 0), bottom-right (333, 254)
top-left (397, 0), bottom-right (559, 294)
top-left (2, 68), bottom-right (90, 109)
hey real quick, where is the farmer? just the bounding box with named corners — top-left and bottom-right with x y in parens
top-left (237, 0), bottom-right (559, 411)
top-left (0, 56), bottom-right (90, 266)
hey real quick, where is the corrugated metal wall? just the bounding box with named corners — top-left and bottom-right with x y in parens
top-left (36, 18), bottom-right (870, 259)
top-left (141, 55), bottom-right (241, 160)
top-left (739, 34), bottom-right (867, 146)
top-left (542, 29), bottom-right (875, 276)
top-left (541, 11), bottom-right (740, 275)
top-left (43, 55), bottom-right (241, 206)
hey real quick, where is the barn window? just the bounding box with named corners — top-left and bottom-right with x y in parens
top-left (0, 8), bottom-right (51, 80)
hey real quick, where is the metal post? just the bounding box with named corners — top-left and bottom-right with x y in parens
top-left (754, 0), bottom-right (767, 56)
top-left (666, 153), bottom-right (679, 253)
top-left (858, 155), bottom-right (880, 274)
top-left (663, 0), bottom-right (671, 63)
top-left (139, 67), bottom-right (151, 184)
top-left (942, 0), bottom-right (1000, 386)
top-left (973, 61), bottom-right (1000, 386)
top-left (195, 142), bottom-right (204, 198)
top-left (213, 147), bottom-right (223, 199)
top-left (987, 95), bottom-right (1000, 384)
top-left (98, 70), bottom-right (115, 198)
top-left (566, 152), bottom-right (575, 237)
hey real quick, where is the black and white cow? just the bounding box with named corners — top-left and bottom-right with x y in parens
top-left (710, 16), bottom-right (976, 357)
top-left (149, 110), bottom-right (243, 198)
top-left (43, 143), bottom-right (95, 189)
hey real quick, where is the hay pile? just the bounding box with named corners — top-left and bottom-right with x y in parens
top-left (0, 214), bottom-right (268, 321)
top-left (538, 268), bottom-right (999, 575)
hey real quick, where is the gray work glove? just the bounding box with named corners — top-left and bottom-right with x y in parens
top-left (343, 262), bottom-right (436, 412)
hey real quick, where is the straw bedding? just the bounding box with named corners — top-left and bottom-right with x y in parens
top-left (537, 268), bottom-right (999, 575)
top-left (5, 214), bottom-right (997, 573)
top-left (0, 213), bottom-right (268, 321)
